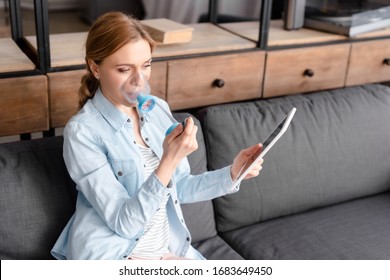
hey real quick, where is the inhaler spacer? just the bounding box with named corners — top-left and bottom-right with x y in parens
top-left (121, 72), bottom-right (182, 136)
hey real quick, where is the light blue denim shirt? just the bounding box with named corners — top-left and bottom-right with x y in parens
top-left (51, 88), bottom-right (238, 260)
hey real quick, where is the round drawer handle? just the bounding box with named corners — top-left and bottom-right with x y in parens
top-left (303, 69), bottom-right (315, 77)
top-left (383, 58), bottom-right (390, 66)
top-left (213, 79), bottom-right (225, 88)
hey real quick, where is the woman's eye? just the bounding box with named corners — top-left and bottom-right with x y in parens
top-left (144, 59), bottom-right (152, 68)
top-left (118, 68), bottom-right (131, 73)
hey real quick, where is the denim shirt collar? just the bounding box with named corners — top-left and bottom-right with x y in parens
top-left (91, 88), bottom-right (148, 131)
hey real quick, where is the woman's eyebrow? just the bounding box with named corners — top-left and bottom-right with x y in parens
top-left (115, 63), bottom-right (133, 67)
top-left (116, 58), bottom-right (152, 67)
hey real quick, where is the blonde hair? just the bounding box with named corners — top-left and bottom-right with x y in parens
top-left (78, 12), bottom-right (155, 109)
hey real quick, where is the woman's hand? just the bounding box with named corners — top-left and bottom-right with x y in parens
top-left (230, 143), bottom-right (264, 182)
top-left (163, 117), bottom-right (198, 162)
top-left (155, 117), bottom-right (198, 186)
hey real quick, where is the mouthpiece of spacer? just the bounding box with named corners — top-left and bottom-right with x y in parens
top-left (137, 95), bottom-right (155, 112)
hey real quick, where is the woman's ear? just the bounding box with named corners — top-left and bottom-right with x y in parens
top-left (88, 59), bottom-right (100, 80)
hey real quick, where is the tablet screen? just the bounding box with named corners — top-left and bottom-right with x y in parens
top-left (233, 107), bottom-right (296, 186)
top-left (261, 114), bottom-right (288, 151)
top-left (236, 115), bottom-right (288, 179)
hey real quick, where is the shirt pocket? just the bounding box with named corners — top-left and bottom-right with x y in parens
top-left (108, 159), bottom-right (139, 188)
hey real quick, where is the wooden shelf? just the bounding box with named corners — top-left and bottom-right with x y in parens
top-left (268, 20), bottom-right (347, 47)
top-left (221, 20), bottom-right (390, 48)
top-left (25, 23), bottom-right (257, 69)
top-left (354, 26), bottom-right (390, 39)
top-left (24, 22), bottom-right (390, 68)
top-left (152, 23), bottom-right (256, 58)
top-left (220, 20), bottom-right (347, 47)
top-left (26, 32), bottom-right (87, 68)
top-left (0, 38), bottom-right (36, 73)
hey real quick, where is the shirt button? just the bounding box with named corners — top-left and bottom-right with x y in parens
top-left (140, 117), bottom-right (144, 122)
top-left (127, 119), bottom-right (131, 123)
top-left (175, 200), bottom-right (178, 204)
top-left (123, 255), bottom-right (127, 259)
top-left (118, 171), bottom-right (123, 176)
top-left (145, 137), bottom-right (149, 142)
top-left (186, 237), bottom-right (190, 242)
top-left (135, 238), bottom-right (139, 242)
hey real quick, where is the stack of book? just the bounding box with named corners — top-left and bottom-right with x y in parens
top-left (304, 5), bottom-right (390, 37)
top-left (141, 18), bottom-right (194, 44)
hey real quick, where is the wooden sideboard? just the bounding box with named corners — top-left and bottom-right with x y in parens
top-left (24, 23), bottom-right (264, 128)
top-left (1, 18), bottom-right (390, 137)
top-left (0, 38), bottom-right (49, 136)
top-left (221, 20), bottom-right (390, 98)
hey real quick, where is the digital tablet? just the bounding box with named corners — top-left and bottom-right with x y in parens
top-left (232, 107), bottom-right (297, 188)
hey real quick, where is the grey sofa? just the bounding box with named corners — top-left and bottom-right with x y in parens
top-left (1, 84), bottom-right (390, 260)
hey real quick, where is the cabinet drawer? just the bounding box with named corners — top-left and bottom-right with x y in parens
top-left (150, 61), bottom-right (167, 100)
top-left (47, 62), bottom-right (167, 128)
top-left (263, 44), bottom-right (350, 98)
top-left (346, 39), bottom-right (390, 86)
top-left (167, 51), bottom-right (265, 110)
top-left (48, 70), bottom-right (85, 128)
top-left (0, 76), bottom-right (48, 136)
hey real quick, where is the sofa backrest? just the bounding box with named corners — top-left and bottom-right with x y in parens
top-left (196, 84), bottom-right (390, 232)
top-left (173, 113), bottom-right (218, 243)
top-left (0, 112), bottom-right (216, 259)
top-left (0, 136), bottom-right (77, 259)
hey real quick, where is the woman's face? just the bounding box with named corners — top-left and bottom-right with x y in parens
top-left (89, 39), bottom-right (152, 109)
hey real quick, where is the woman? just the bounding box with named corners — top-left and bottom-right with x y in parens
top-left (51, 11), bottom-right (263, 260)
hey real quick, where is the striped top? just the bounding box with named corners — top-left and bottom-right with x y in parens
top-left (130, 144), bottom-right (170, 259)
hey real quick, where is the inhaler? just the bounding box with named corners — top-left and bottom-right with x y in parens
top-left (121, 72), bottom-right (183, 136)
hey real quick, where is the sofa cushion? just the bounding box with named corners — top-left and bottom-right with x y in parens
top-left (174, 113), bottom-right (243, 260)
top-left (196, 84), bottom-right (390, 232)
top-left (193, 235), bottom-right (244, 260)
top-left (173, 113), bottom-right (218, 243)
top-left (0, 136), bottom-right (76, 259)
top-left (221, 192), bottom-right (390, 259)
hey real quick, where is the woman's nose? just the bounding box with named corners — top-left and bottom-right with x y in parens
top-left (131, 72), bottom-right (144, 87)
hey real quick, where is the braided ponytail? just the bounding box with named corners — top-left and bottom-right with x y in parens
top-left (78, 71), bottom-right (99, 110)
